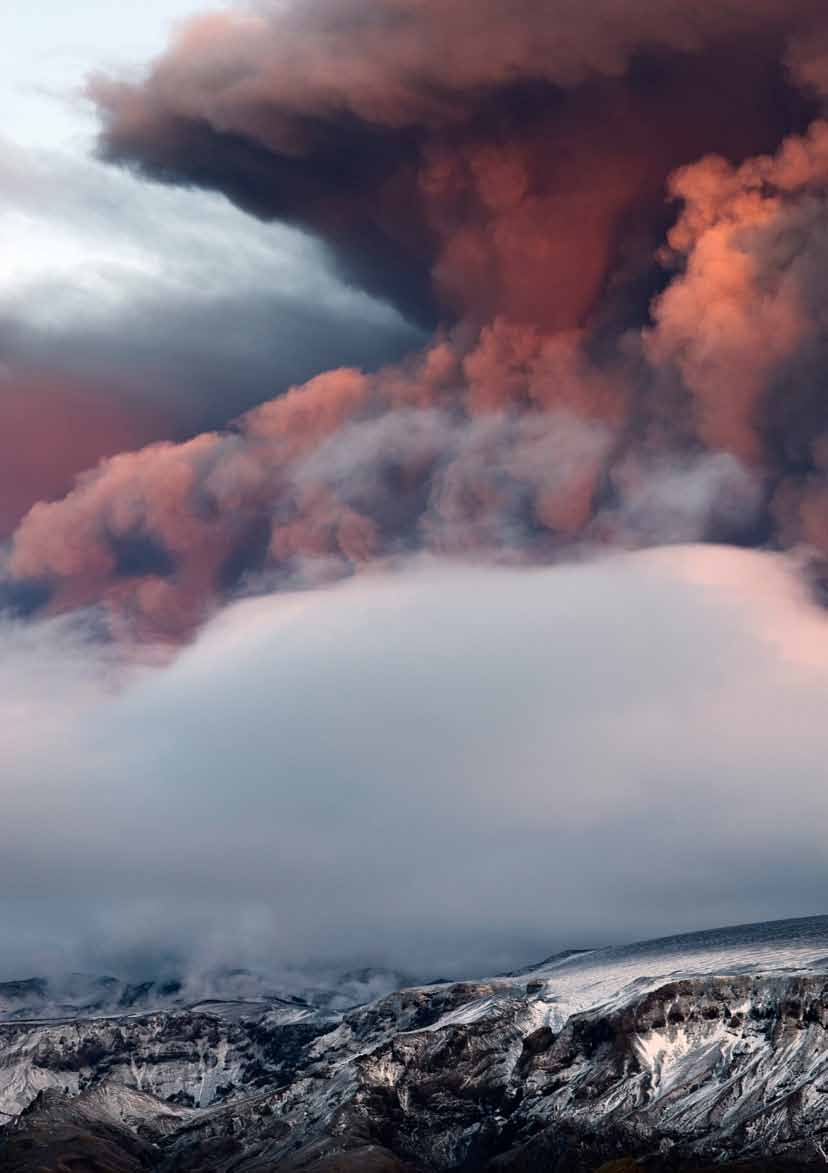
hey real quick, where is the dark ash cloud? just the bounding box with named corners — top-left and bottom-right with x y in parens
top-left (7, 0), bottom-right (828, 637)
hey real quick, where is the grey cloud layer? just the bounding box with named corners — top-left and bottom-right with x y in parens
top-left (1, 551), bottom-right (826, 983)
top-left (0, 137), bottom-right (421, 431)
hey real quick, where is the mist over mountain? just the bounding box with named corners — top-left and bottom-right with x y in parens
top-left (2, 550), bottom-right (828, 989)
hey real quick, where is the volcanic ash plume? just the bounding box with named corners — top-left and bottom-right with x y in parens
top-left (7, 0), bottom-right (828, 638)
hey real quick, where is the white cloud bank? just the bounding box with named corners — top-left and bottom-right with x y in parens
top-left (1, 546), bottom-right (826, 983)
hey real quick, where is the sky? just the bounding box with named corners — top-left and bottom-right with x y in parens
top-left (4, 2), bottom-right (207, 149)
top-left (2, 0), bottom-right (828, 983)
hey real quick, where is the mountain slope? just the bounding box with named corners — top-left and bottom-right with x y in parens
top-left (3, 916), bottom-right (828, 1170)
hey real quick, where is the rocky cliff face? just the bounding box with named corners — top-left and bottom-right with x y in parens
top-left (4, 916), bottom-right (828, 1171)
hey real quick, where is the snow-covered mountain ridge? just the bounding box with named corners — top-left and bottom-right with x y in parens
top-left (3, 915), bottom-right (828, 1170)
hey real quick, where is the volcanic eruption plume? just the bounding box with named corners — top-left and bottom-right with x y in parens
top-left (7, 0), bottom-right (828, 638)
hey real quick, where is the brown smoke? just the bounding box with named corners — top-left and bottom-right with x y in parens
top-left (90, 0), bottom-right (823, 325)
top-left (6, 0), bottom-right (828, 637)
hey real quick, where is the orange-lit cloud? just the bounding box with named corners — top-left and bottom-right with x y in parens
top-left (6, 0), bottom-right (828, 638)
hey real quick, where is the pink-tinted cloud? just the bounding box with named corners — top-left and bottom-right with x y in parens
top-left (7, 0), bottom-right (828, 637)
top-left (91, 0), bottom-right (821, 324)
top-left (0, 376), bottom-right (163, 537)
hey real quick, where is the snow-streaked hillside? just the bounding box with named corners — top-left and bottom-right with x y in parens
top-left (461, 913), bottom-right (828, 1031)
top-left (3, 915), bottom-right (828, 1171)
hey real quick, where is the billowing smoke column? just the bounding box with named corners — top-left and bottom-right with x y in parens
top-left (7, 0), bottom-right (828, 638)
